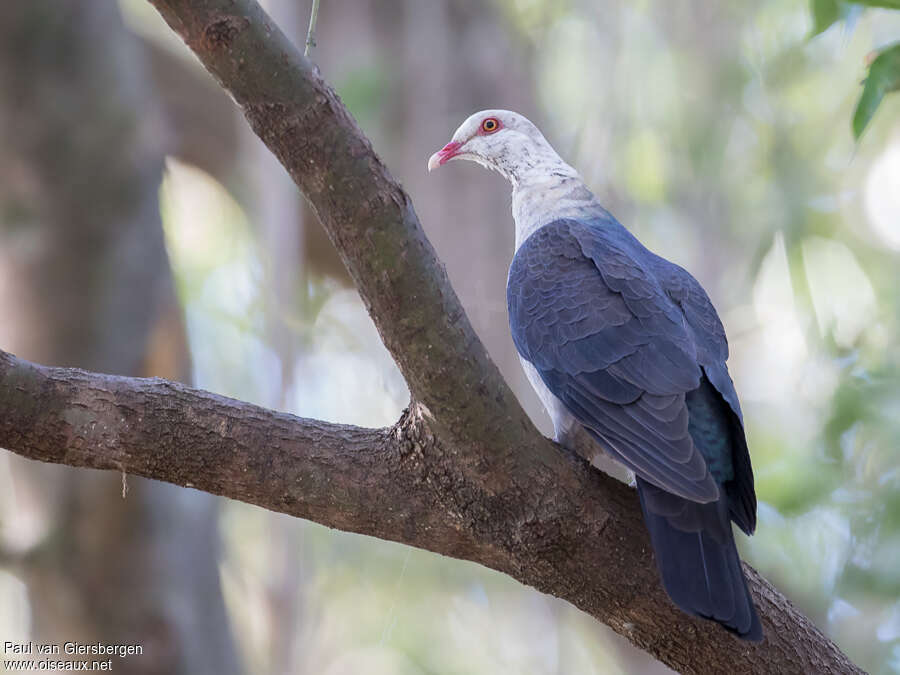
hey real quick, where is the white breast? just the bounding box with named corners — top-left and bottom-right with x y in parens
top-left (520, 357), bottom-right (577, 442)
top-left (519, 357), bottom-right (635, 484)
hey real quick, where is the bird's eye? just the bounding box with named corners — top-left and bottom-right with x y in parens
top-left (482, 118), bottom-right (500, 133)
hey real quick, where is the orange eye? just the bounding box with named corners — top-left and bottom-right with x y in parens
top-left (482, 117), bottom-right (499, 133)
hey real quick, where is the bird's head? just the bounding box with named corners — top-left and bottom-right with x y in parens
top-left (427, 109), bottom-right (573, 185)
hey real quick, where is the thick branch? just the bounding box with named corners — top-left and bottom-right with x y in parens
top-left (0, 351), bottom-right (861, 674)
top-left (148, 0), bottom-right (530, 457)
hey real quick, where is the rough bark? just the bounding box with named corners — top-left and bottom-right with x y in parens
top-left (0, 351), bottom-right (861, 675)
top-left (149, 0), bottom-right (527, 458)
top-left (0, 0), bottom-right (863, 672)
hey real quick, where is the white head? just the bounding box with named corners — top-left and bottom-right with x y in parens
top-left (427, 110), bottom-right (578, 186)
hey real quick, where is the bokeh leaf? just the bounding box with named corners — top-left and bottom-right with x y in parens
top-left (810, 0), bottom-right (900, 37)
top-left (851, 0), bottom-right (900, 7)
top-left (852, 42), bottom-right (900, 139)
top-left (811, 0), bottom-right (841, 35)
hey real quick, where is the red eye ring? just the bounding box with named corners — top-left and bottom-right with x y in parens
top-left (481, 117), bottom-right (500, 134)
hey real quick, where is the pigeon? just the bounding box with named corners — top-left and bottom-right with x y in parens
top-left (428, 110), bottom-right (762, 641)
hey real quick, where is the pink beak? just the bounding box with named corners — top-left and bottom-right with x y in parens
top-left (427, 141), bottom-right (462, 172)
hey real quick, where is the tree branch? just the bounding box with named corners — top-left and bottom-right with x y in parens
top-left (0, 352), bottom-right (859, 675)
top-left (148, 0), bottom-right (528, 458)
top-left (0, 0), bottom-right (858, 672)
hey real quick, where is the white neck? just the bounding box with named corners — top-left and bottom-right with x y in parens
top-left (469, 129), bottom-right (597, 251)
top-left (511, 169), bottom-right (596, 251)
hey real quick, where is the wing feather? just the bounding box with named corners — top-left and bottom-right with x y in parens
top-left (509, 219), bottom-right (724, 503)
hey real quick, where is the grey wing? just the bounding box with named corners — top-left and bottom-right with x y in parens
top-left (654, 256), bottom-right (757, 533)
top-left (508, 219), bottom-right (718, 503)
top-left (656, 257), bottom-right (737, 414)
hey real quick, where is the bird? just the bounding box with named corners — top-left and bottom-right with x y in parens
top-left (427, 110), bottom-right (762, 641)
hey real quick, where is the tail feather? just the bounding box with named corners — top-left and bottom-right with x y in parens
top-left (637, 477), bottom-right (762, 641)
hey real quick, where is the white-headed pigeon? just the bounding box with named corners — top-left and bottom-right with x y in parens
top-left (429, 110), bottom-right (762, 641)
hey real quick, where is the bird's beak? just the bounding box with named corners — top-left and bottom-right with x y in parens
top-left (427, 141), bottom-right (462, 172)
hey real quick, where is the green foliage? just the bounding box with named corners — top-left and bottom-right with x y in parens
top-left (855, 0), bottom-right (900, 8)
top-left (810, 0), bottom-right (843, 36)
top-left (809, 1), bottom-right (900, 138)
top-left (853, 42), bottom-right (900, 138)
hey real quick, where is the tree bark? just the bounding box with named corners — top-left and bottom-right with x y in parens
top-left (0, 349), bottom-right (860, 675)
top-left (0, 0), bottom-right (863, 672)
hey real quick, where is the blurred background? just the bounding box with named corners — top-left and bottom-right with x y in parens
top-left (0, 0), bottom-right (898, 673)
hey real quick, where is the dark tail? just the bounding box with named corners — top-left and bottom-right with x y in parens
top-left (637, 477), bottom-right (762, 641)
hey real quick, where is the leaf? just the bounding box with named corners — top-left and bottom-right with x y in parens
top-left (811, 0), bottom-right (900, 37)
top-left (851, 0), bottom-right (900, 8)
top-left (811, 0), bottom-right (841, 35)
top-left (852, 42), bottom-right (900, 139)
